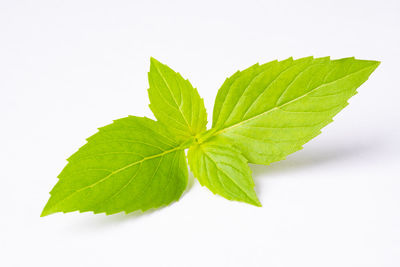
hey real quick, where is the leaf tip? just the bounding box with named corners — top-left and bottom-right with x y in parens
top-left (251, 199), bottom-right (262, 207)
top-left (372, 60), bottom-right (381, 68)
top-left (247, 191), bottom-right (262, 207)
top-left (150, 56), bottom-right (161, 66)
top-left (41, 196), bottom-right (59, 217)
top-left (361, 59), bottom-right (381, 75)
top-left (40, 206), bottom-right (52, 217)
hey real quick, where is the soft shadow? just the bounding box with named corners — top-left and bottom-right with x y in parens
top-left (250, 138), bottom-right (385, 179)
top-left (69, 172), bottom-right (196, 230)
top-left (69, 136), bottom-right (388, 229)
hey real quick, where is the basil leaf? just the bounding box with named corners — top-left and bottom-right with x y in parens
top-left (188, 137), bottom-right (260, 206)
top-left (41, 117), bottom-right (188, 216)
top-left (211, 57), bottom-right (380, 164)
top-left (148, 58), bottom-right (207, 143)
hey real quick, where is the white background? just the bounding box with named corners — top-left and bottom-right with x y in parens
top-left (1, 0), bottom-right (399, 266)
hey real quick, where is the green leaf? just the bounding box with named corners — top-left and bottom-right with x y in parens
top-left (41, 116), bottom-right (188, 216)
top-left (148, 58), bottom-right (207, 142)
top-left (211, 57), bottom-right (380, 164)
top-left (187, 137), bottom-right (261, 206)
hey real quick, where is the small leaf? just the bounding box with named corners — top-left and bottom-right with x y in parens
top-left (148, 58), bottom-right (207, 142)
top-left (211, 57), bottom-right (380, 164)
top-left (41, 116), bottom-right (188, 216)
top-left (187, 137), bottom-right (261, 206)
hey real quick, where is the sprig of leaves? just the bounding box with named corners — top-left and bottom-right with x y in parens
top-left (42, 57), bottom-right (379, 216)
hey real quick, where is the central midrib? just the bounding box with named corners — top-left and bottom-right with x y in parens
top-left (153, 63), bottom-right (194, 135)
top-left (47, 145), bottom-right (182, 211)
top-left (206, 65), bottom-right (373, 141)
